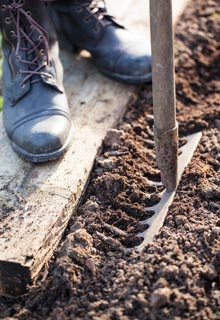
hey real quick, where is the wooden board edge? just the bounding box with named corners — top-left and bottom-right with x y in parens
top-left (0, 92), bottom-right (137, 297)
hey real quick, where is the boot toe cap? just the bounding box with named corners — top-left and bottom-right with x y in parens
top-left (11, 115), bottom-right (73, 161)
top-left (114, 52), bottom-right (151, 77)
top-left (95, 31), bottom-right (152, 83)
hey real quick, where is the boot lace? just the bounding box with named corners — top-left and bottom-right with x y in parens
top-left (76, 0), bottom-right (121, 28)
top-left (5, 0), bottom-right (54, 88)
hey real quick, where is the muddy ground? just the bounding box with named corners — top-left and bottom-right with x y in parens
top-left (1, 0), bottom-right (220, 319)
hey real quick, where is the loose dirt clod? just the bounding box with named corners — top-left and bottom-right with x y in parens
top-left (150, 287), bottom-right (172, 308)
top-left (104, 129), bottom-right (125, 147)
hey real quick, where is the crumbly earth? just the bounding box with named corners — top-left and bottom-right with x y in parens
top-left (1, 0), bottom-right (220, 319)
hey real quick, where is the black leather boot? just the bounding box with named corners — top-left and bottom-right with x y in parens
top-left (0, 0), bottom-right (73, 162)
top-left (49, 0), bottom-right (151, 84)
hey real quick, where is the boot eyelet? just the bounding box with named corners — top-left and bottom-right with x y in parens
top-left (38, 35), bottom-right (43, 40)
top-left (16, 55), bottom-right (21, 61)
top-left (5, 17), bottom-right (11, 24)
top-left (76, 7), bottom-right (82, 12)
top-left (10, 30), bottom-right (15, 36)
top-left (20, 83), bottom-right (26, 89)
top-left (40, 49), bottom-right (45, 56)
top-left (48, 75), bottom-right (53, 81)
top-left (93, 27), bottom-right (99, 33)
top-left (26, 11), bottom-right (31, 16)
top-left (1, 4), bottom-right (6, 10)
top-left (46, 63), bottom-right (51, 69)
top-left (84, 17), bottom-right (90, 23)
top-left (20, 0), bottom-right (25, 5)
top-left (45, 61), bottom-right (52, 69)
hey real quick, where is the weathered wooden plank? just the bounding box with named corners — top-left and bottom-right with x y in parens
top-left (0, 55), bottom-right (133, 297)
top-left (0, 0), bottom-right (190, 297)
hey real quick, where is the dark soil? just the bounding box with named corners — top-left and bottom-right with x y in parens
top-left (1, 0), bottom-right (220, 319)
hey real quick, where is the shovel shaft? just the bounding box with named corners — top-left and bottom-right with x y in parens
top-left (150, 0), bottom-right (178, 191)
top-left (150, 0), bottom-right (176, 129)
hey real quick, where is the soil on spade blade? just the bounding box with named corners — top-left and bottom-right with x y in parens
top-left (1, 0), bottom-right (220, 319)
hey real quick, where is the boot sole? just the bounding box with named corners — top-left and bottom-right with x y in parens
top-left (98, 68), bottom-right (152, 84)
top-left (10, 127), bottom-right (74, 163)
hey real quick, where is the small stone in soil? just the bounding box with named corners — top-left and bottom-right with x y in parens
top-left (151, 287), bottom-right (171, 308)
top-left (201, 264), bottom-right (217, 280)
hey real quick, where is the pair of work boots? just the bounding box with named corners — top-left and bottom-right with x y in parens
top-left (0, 0), bottom-right (151, 162)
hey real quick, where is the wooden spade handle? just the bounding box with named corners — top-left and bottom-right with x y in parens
top-left (150, 0), bottom-right (178, 191)
top-left (150, 0), bottom-right (176, 130)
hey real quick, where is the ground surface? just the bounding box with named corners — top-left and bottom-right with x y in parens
top-left (1, 0), bottom-right (220, 319)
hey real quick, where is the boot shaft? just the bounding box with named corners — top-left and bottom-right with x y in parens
top-left (0, 0), bottom-right (63, 104)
